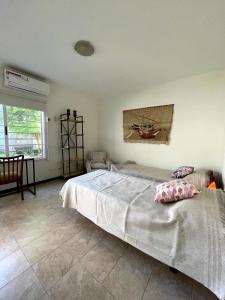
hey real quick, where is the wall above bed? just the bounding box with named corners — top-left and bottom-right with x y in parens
top-left (98, 69), bottom-right (225, 174)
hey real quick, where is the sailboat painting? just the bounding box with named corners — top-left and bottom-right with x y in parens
top-left (123, 104), bottom-right (174, 144)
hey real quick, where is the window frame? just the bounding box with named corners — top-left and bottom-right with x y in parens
top-left (0, 104), bottom-right (47, 160)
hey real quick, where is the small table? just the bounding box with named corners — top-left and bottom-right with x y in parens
top-left (24, 158), bottom-right (36, 195)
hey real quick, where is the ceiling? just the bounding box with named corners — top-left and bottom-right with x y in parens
top-left (0, 0), bottom-right (225, 100)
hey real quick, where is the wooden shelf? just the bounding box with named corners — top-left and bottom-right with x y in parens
top-left (60, 133), bottom-right (84, 136)
top-left (60, 119), bottom-right (83, 123)
top-left (63, 157), bottom-right (83, 164)
top-left (62, 171), bottom-right (84, 178)
top-left (61, 146), bottom-right (84, 150)
top-left (60, 110), bottom-right (84, 178)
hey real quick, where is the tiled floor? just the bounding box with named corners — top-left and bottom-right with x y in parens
top-left (0, 180), bottom-right (218, 300)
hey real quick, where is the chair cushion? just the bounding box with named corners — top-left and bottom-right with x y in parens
top-left (0, 172), bottom-right (19, 183)
top-left (91, 162), bottom-right (108, 169)
top-left (90, 152), bottom-right (106, 163)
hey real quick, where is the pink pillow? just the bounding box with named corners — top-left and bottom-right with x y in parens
top-left (155, 180), bottom-right (199, 203)
top-left (171, 166), bottom-right (194, 178)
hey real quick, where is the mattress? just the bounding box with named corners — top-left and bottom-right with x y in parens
top-left (60, 170), bottom-right (225, 300)
top-left (111, 163), bottom-right (210, 190)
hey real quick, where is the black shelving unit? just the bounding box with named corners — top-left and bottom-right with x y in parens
top-left (60, 109), bottom-right (85, 179)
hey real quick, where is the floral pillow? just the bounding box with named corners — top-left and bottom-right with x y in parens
top-left (155, 180), bottom-right (199, 203)
top-left (171, 166), bottom-right (194, 179)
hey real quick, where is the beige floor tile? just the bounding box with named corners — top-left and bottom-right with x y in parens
top-left (0, 197), bottom-right (21, 210)
top-left (1, 206), bottom-right (30, 220)
top-left (33, 246), bottom-right (75, 290)
top-left (65, 210), bottom-right (91, 228)
top-left (0, 249), bottom-right (30, 289)
top-left (35, 180), bottom-right (63, 196)
top-left (49, 262), bottom-right (113, 300)
top-left (103, 258), bottom-right (148, 300)
top-left (62, 217), bottom-right (91, 234)
top-left (123, 246), bottom-right (163, 275)
top-left (21, 237), bottom-right (55, 265)
top-left (81, 242), bottom-right (121, 282)
top-left (0, 236), bottom-right (18, 261)
top-left (61, 224), bottom-right (105, 260)
top-left (7, 221), bottom-right (35, 234)
top-left (0, 198), bottom-right (16, 209)
top-left (38, 293), bottom-right (50, 300)
top-left (102, 233), bottom-right (128, 256)
top-left (0, 180), bottom-right (218, 300)
top-left (22, 219), bottom-right (81, 264)
top-left (93, 287), bottom-right (115, 300)
top-left (13, 222), bottom-right (47, 247)
top-left (21, 238), bottom-right (54, 266)
top-left (5, 215), bottom-right (38, 232)
top-left (39, 210), bottom-right (72, 231)
top-left (0, 196), bottom-right (17, 205)
top-left (0, 227), bottom-right (12, 242)
top-left (30, 206), bottom-right (64, 222)
top-left (192, 281), bottom-right (219, 300)
top-left (103, 246), bottom-right (159, 300)
top-left (142, 264), bottom-right (193, 300)
top-left (23, 198), bottom-right (56, 211)
top-left (0, 267), bottom-right (44, 300)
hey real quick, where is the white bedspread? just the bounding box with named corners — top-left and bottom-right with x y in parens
top-left (60, 170), bottom-right (225, 300)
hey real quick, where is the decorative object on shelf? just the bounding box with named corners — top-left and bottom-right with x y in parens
top-left (60, 109), bottom-right (85, 179)
top-left (86, 151), bottom-right (112, 173)
top-left (123, 104), bottom-right (174, 144)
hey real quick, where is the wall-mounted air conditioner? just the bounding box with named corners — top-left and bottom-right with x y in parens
top-left (3, 68), bottom-right (50, 97)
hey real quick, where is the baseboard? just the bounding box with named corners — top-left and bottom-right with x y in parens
top-left (0, 176), bottom-right (63, 197)
top-left (35, 176), bottom-right (63, 185)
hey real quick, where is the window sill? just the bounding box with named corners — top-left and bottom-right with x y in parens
top-left (25, 157), bottom-right (47, 161)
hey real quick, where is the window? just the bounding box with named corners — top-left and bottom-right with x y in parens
top-left (0, 104), bottom-right (46, 159)
top-left (0, 105), bottom-right (5, 156)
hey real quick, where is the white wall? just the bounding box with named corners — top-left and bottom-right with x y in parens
top-left (0, 82), bottom-right (99, 184)
top-left (1, 69), bottom-right (225, 186)
top-left (42, 83), bottom-right (99, 180)
top-left (98, 70), bottom-right (225, 174)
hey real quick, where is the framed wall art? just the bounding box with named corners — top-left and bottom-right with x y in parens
top-left (123, 104), bottom-right (174, 144)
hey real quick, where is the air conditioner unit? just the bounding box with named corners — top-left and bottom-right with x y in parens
top-left (3, 68), bottom-right (50, 97)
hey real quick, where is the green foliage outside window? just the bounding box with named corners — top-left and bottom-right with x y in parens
top-left (0, 105), bottom-right (44, 158)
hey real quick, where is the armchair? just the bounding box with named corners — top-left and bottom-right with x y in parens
top-left (86, 151), bottom-right (112, 173)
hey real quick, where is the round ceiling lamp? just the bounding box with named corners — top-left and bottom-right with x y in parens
top-left (74, 40), bottom-right (94, 56)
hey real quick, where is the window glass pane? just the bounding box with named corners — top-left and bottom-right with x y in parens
top-left (0, 104), bottom-right (5, 156)
top-left (6, 106), bottom-right (45, 159)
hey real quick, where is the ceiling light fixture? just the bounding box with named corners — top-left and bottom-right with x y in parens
top-left (74, 40), bottom-right (94, 56)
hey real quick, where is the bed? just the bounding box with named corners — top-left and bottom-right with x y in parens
top-left (60, 170), bottom-right (225, 300)
top-left (111, 162), bottom-right (210, 190)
